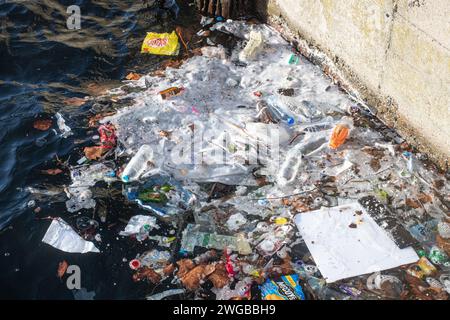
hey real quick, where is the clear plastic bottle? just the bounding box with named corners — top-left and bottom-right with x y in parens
top-left (121, 145), bottom-right (154, 182)
top-left (266, 96), bottom-right (295, 126)
top-left (277, 134), bottom-right (327, 186)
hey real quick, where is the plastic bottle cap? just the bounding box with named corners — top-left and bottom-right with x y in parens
top-left (122, 175), bottom-right (130, 183)
top-left (129, 259), bottom-right (141, 270)
top-left (286, 117), bottom-right (295, 126)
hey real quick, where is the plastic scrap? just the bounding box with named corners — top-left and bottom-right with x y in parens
top-left (141, 31), bottom-right (180, 56)
top-left (146, 289), bottom-right (185, 300)
top-left (260, 275), bottom-right (306, 300)
top-left (42, 218), bottom-right (100, 253)
top-left (55, 113), bottom-right (73, 138)
top-left (181, 224), bottom-right (252, 255)
top-left (294, 203), bottom-right (419, 283)
top-left (239, 31), bottom-right (264, 61)
top-left (119, 215), bottom-right (159, 237)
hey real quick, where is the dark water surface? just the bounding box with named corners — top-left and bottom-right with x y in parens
top-left (0, 0), bottom-right (197, 299)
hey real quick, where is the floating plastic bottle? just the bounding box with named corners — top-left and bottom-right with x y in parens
top-left (121, 145), bottom-right (155, 182)
top-left (329, 117), bottom-right (353, 149)
top-left (266, 96), bottom-right (295, 126)
top-left (277, 134), bottom-right (327, 186)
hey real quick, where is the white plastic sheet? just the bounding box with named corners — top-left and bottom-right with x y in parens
top-left (119, 215), bottom-right (159, 236)
top-left (294, 203), bottom-right (418, 283)
top-left (42, 218), bottom-right (100, 253)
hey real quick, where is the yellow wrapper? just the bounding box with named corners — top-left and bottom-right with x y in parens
top-left (141, 31), bottom-right (180, 56)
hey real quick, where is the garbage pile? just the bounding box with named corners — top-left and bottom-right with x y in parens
top-left (39, 19), bottom-right (449, 300)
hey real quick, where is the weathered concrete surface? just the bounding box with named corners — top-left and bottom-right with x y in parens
top-left (256, 0), bottom-right (450, 169)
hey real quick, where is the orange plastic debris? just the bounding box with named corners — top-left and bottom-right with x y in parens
top-left (329, 118), bottom-right (353, 149)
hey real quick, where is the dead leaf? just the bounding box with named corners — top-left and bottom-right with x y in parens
top-left (163, 263), bottom-right (175, 276)
top-left (417, 193), bottom-right (432, 204)
top-left (63, 97), bottom-right (87, 107)
top-left (84, 146), bottom-right (106, 160)
top-left (433, 180), bottom-right (444, 190)
top-left (176, 259), bottom-right (195, 279)
top-left (180, 265), bottom-right (206, 291)
top-left (208, 263), bottom-right (229, 289)
top-left (150, 69), bottom-right (166, 77)
top-left (161, 59), bottom-right (184, 69)
top-left (159, 130), bottom-right (172, 139)
top-left (125, 72), bottom-right (141, 81)
top-left (133, 267), bottom-right (161, 284)
top-left (436, 235), bottom-right (450, 256)
top-left (191, 47), bottom-right (204, 56)
top-left (57, 260), bottom-right (68, 279)
top-left (406, 198), bottom-right (421, 209)
top-left (33, 119), bottom-right (52, 131)
top-left (88, 112), bottom-right (116, 128)
top-left (86, 83), bottom-right (109, 96)
top-left (370, 158), bottom-right (381, 171)
top-left (41, 168), bottom-right (63, 175)
top-left (268, 258), bottom-right (294, 276)
top-left (203, 264), bottom-right (217, 277)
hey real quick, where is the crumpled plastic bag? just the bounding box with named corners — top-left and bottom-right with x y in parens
top-left (42, 218), bottom-right (100, 253)
top-left (119, 215), bottom-right (159, 236)
top-left (141, 31), bottom-right (180, 56)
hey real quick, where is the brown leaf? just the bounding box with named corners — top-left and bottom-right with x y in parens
top-left (88, 112), bottom-right (116, 128)
top-left (86, 83), bottom-right (110, 96)
top-left (208, 263), bottom-right (230, 289)
top-left (57, 260), bottom-right (68, 279)
top-left (159, 130), bottom-right (172, 139)
top-left (180, 265), bottom-right (206, 291)
top-left (84, 146), bottom-right (106, 160)
top-left (125, 72), bottom-right (141, 81)
top-left (41, 168), bottom-right (63, 175)
top-left (161, 59), bottom-right (184, 70)
top-left (191, 47), bottom-right (204, 56)
top-left (33, 119), bottom-right (52, 131)
top-left (369, 158), bottom-right (381, 171)
top-left (176, 259), bottom-right (195, 279)
top-left (417, 193), bottom-right (432, 204)
top-left (203, 264), bottom-right (217, 277)
top-left (406, 198), bottom-right (421, 209)
top-left (133, 267), bottom-right (161, 284)
top-left (63, 97), bottom-right (87, 107)
top-left (433, 180), bottom-right (444, 190)
top-left (150, 69), bottom-right (166, 77)
top-left (163, 263), bottom-right (175, 276)
top-left (436, 235), bottom-right (450, 256)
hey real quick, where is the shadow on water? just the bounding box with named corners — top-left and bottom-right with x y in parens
top-left (0, 0), bottom-right (198, 299)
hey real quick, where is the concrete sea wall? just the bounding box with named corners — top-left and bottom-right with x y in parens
top-left (255, 0), bottom-right (449, 169)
